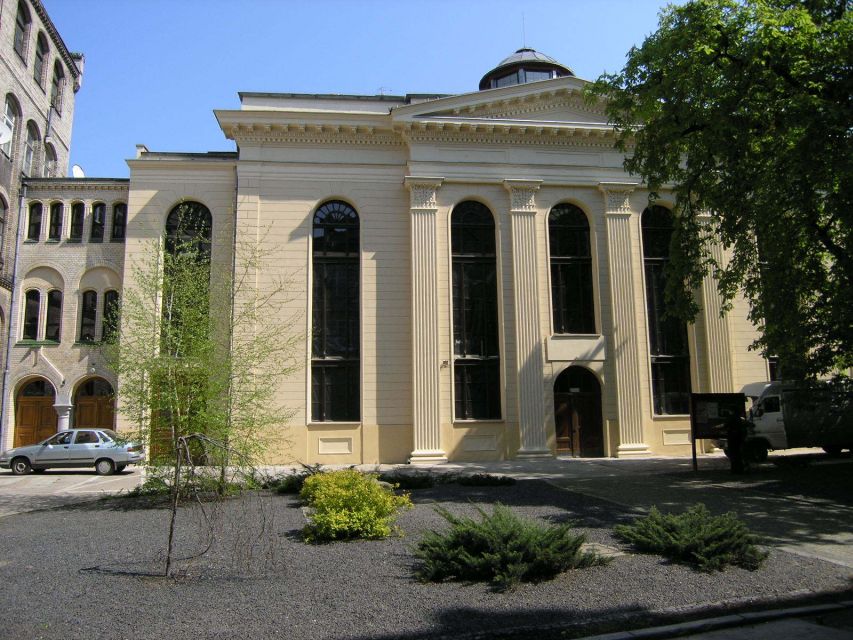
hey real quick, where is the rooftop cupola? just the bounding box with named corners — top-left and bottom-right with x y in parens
top-left (479, 47), bottom-right (573, 91)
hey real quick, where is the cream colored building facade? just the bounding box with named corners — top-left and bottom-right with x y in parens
top-left (1, 49), bottom-right (772, 463)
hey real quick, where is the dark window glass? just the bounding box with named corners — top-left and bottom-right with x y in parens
top-left (50, 62), bottom-right (64, 112)
top-left (48, 202), bottom-right (62, 240)
top-left (33, 34), bottom-right (47, 85)
top-left (69, 203), bottom-right (84, 240)
top-left (165, 201), bottom-right (212, 256)
top-left (90, 203), bottom-right (105, 242)
top-left (523, 69), bottom-right (553, 82)
top-left (642, 205), bottom-right (691, 415)
top-left (549, 204), bottom-right (595, 334)
top-left (80, 290), bottom-right (97, 342)
top-left (111, 203), bottom-right (126, 240)
top-left (451, 201), bottom-right (500, 420)
top-left (23, 290), bottom-right (39, 340)
top-left (22, 379), bottom-right (54, 397)
top-left (27, 202), bottom-right (41, 241)
top-left (13, 2), bottom-right (29, 59)
top-left (311, 200), bottom-right (359, 422)
top-left (102, 290), bottom-right (119, 342)
top-left (45, 290), bottom-right (61, 342)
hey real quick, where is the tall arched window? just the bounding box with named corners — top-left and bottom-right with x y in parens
top-left (166, 201), bottom-right (212, 256)
top-left (0, 197), bottom-right (7, 263)
top-left (451, 201), bottom-right (500, 420)
top-left (50, 62), bottom-right (65, 112)
top-left (311, 200), bottom-right (360, 422)
top-left (33, 33), bottom-right (48, 86)
top-left (45, 290), bottom-right (62, 342)
top-left (111, 203), bottom-right (126, 241)
top-left (1, 95), bottom-right (20, 158)
top-left (48, 202), bottom-right (62, 240)
top-left (22, 121), bottom-right (40, 176)
top-left (69, 202), bottom-right (84, 240)
top-left (642, 205), bottom-right (691, 415)
top-left (549, 203), bottom-right (595, 334)
top-left (79, 290), bottom-right (97, 342)
top-left (13, 1), bottom-right (31, 59)
top-left (23, 289), bottom-right (39, 340)
top-left (26, 202), bottom-right (41, 241)
top-left (90, 202), bottom-right (105, 242)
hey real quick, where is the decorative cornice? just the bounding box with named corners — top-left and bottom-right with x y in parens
top-left (503, 179), bottom-right (542, 212)
top-left (221, 122), bottom-right (403, 147)
top-left (457, 92), bottom-right (606, 120)
top-left (24, 180), bottom-right (129, 193)
top-left (598, 182), bottom-right (638, 215)
top-left (404, 176), bottom-right (444, 210)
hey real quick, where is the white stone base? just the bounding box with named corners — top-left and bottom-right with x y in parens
top-left (408, 450), bottom-right (448, 465)
top-left (515, 448), bottom-right (553, 459)
top-left (616, 443), bottom-right (650, 458)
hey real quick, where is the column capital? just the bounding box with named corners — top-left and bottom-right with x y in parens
top-left (503, 179), bottom-right (543, 212)
top-left (404, 176), bottom-right (444, 210)
top-left (598, 182), bottom-right (639, 216)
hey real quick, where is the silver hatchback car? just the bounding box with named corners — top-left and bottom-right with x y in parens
top-left (0, 429), bottom-right (144, 475)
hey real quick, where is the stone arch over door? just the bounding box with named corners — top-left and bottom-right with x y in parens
top-left (14, 378), bottom-right (57, 447)
top-left (553, 366), bottom-right (603, 457)
top-left (73, 377), bottom-right (115, 430)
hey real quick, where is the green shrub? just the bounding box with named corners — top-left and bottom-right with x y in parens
top-left (414, 504), bottom-right (606, 591)
top-left (300, 469), bottom-right (412, 542)
top-left (456, 473), bottom-right (516, 487)
top-left (378, 471), bottom-right (436, 490)
top-left (614, 504), bottom-right (768, 572)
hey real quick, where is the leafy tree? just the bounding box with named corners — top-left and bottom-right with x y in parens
top-left (589, 0), bottom-right (851, 377)
top-left (103, 211), bottom-right (299, 575)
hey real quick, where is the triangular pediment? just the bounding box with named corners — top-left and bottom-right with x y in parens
top-left (392, 76), bottom-right (608, 128)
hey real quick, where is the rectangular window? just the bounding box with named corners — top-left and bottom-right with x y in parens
top-left (48, 202), bottom-right (62, 240)
top-left (45, 290), bottom-right (62, 342)
top-left (23, 290), bottom-right (39, 340)
top-left (454, 359), bottom-right (501, 420)
top-left (111, 203), bottom-right (126, 241)
top-left (550, 261), bottom-right (595, 334)
top-left (311, 362), bottom-right (359, 423)
top-left (102, 290), bottom-right (119, 342)
top-left (27, 203), bottom-right (42, 241)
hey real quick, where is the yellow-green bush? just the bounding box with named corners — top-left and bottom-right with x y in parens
top-left (300, 469), bottom-right (412, 542)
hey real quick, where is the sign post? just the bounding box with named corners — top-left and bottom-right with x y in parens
top-left (689, 393), bottom-right (747, 471)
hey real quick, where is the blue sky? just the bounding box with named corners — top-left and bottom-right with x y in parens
top-left (44, 0), bottom-right (675, 178)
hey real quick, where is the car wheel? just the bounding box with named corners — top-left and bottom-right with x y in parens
top-left (823, 446), bottom-right (842, 457)
top-left (95, 458), bottom-right (115, 476)
top-left (746, 441), bottom-right (769, 463)
top-left (11, 457), bottom-right (31, 475)
top-left (115, 464), bottom-right (127, 473)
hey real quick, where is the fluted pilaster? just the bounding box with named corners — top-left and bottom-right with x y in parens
top-left (504, 179), bottom-right (551, 458)
top-left (600, 182), bottom-right (648, 455)
top-left (405, 176), bottom-right (447, 464)
top-left (699, 218), bottom-right (735, 391)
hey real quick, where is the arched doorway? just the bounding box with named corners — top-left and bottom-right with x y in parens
top-left (73, 378), bottom-right (115, 430)
top-left (554, 367), bottom-right (604, 457)
top-left (14, 378), bottom-right (58, 447)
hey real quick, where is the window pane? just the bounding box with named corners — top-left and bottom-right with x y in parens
top-left (80, 291), bottom-right (97, 342)
top-left (70, 203), bottom-right (84, 240)
top-left (650, 357), bottom-right (691, 415)
top-left (311, 362), bottom-right (359, 422)
top-left (45, 290), bottom-right (61, 342)
top-left (102, 290), bottom-right (119, 342)
top-left (49, 202), bottom-right (62, 240)
top-left (111, 203), bottom-right (126, 240)
top-left (90, 203), bottom-right (105, 242)
top-left (454, 360), bottom-right (501, 420)
top-left (27, 203), bottom-right (41, 241)
top-left (23, 290), bottom-right (39, 340)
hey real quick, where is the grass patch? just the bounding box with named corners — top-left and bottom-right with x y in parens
top-left (614, 504), bottom-right (768, 572)
top-left (300, 469), bottom-right (412, 542)
top-left (414, 504), bottom-right (607, 591)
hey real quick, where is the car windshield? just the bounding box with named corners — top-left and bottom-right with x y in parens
top-left (99, 429), bottom-right (119, 441)
top-left (45, 432), bottom-right (73, 445)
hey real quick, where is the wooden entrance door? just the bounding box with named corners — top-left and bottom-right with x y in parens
top-left (73, 378), bottom-right (115, 430)
top-left (554, 367), bottom-right (604, 457)
top-left (14, 379), bottom-right (58, 447)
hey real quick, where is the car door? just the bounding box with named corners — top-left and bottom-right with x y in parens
top-left (33, 431), bottom-right (73, 466)
top-left (67, 430), bottom-right (102, 466)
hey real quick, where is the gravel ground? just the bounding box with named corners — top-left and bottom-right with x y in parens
top-left (0, 480), bottom-right (849, 640)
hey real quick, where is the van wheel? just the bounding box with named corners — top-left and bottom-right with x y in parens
top-left (746, 441), bottom-right (769, 463)
top-left (95, 459), bottom-right (115, 476)
top-left (823, 446), bottom-right (842, 457)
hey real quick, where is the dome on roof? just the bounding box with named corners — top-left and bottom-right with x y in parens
top-left (479, 48), bottom-right (573, 91)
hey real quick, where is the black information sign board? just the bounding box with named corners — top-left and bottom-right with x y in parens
top-left (689, 393), bottom-right (746, 470)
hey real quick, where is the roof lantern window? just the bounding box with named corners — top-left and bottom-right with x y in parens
top-left (479, 47), bottom-right (573, 91)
